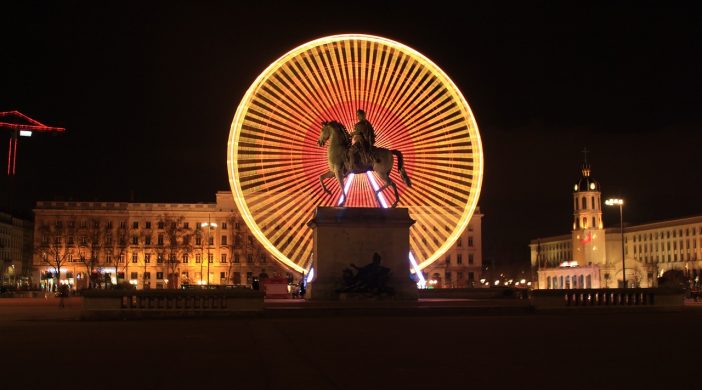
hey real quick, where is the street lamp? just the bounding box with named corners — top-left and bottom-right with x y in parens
top-left (201, 220), bottom-right (217, 285)
top-left (605, 198), bottom-right (625, 288)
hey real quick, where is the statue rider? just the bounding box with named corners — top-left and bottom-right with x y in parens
top-left (350, 109), bottom-right (376, 169)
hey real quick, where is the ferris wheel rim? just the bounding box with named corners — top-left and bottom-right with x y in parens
top-left (227, 34), bottom-right (483, 274)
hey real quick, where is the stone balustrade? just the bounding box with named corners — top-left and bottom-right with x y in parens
top-left (531, 288), bottom-right (685, 311)
top-left (81, 288), bottom-right (263, 319)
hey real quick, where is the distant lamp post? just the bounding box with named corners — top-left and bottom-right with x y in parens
top-left (605, 198), bottom-right (625, 288)
top-left (201, 220), bottom-right (217, 285)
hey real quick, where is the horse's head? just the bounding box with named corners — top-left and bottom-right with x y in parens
top-left (318, 120), bottom-right (350, 148)
top-left (317, 121), bottom-right (331, 147)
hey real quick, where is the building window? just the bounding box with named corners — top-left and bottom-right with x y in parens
top-left (145, 222), bottom-right (151, 229)
top-left (220, 272), bottom-right (226, 280)
top-left (182, 254), bottom-right (189, 263)
top-left (145, 236), bottom-right (152, 245)
top-left (119, 221), bottom-right (127, 229)
top-left (457, 239), bottom-right (462, 247)
top-left (468, 272), bottom-right (474, 282)
top-left (581, 197), bottom-right (586, 210)
top-left (169, 254), bottom-right (176, 263)
top-left (132, 221), bottom-right (139, 229)
top-left (468, 237), bottom-right (474, 247)
top-left (157, 254), bottom-right (163, 264)
top-left (106, 255), bottom-right (112, 264)
top-left (468, 254), bottom-right (474, 265)
top-left (247, 254), bottom-right (253, 263)
top-left (156, 272), bottom-right (164, 280)
top-left (131, 254), bottom-right (138, 263)
top-left (234, 254), bottom-right (240, 263)
top-left (195, 254), bottom-right (201, 263)
top-left (221, 254), bottom-right (227, 263)
top-left (457, 254), bottom-right (463, 264)
top-left (457, 271), bottom-right (464, 281)
top-left (208, 236), bottom-right (214, 246)
top-left (80, 220), bottom-right (87, 228)
top-left (157, 235), bottom-right (164, 246)
top-left (106, 236), bottom-right (112, 245)
top-left (143, 272), bottom-right (151, 280)
top-left (195, 237), bottom-right (202, 246)
top-left (130, 272), bottom-right (138, 280)
top-left (222, 222), bottom-right (227, 230)
top-left (183, 222), bottom-right (190, 229)
top-left (260, 254), bottom-right (266, 263)
top-left (144, 254), bottom-right (151, 263)
top-left (445, 254), bottom-right (451, 264)
top-left (221, 236), bottom-right (228, 245)
top-left (592, 217), bottom-right (596, 228)
top-left (591, 196), bottom-right (595, 209)
top-left (118, 255), bottom-right (125, 263)
top-left (106, 221), bottom-right (113, 229)
top-left (445, 271), bottom-right (452, 281)
top-left (158, 222), bottom-right (164, 230)
top-left (208, 253), bottom-right (214, 263)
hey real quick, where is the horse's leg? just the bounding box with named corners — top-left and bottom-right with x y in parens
top-left (319, 170), bottom-right (334, 195)
top-left (336, 171), bottom-right (347, 206)
top-left (374, 172), bottom-right (399, 208)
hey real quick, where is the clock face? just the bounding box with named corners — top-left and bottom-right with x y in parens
top-left (590, 183), bottom-right (596, 190)
top-left (574, 184), bottom-right (578, 191)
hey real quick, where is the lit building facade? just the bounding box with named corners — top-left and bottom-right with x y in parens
top-left (0, 212), bottom-right (33, 287)
top-left (422, 208), bottom-right (483, 288)
top-left (33, 192), bottom-right (292, 291)
top-left (530, 160), bottom-right (701, 289)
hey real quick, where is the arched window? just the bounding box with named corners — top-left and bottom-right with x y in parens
top-left (592, 217), bottom-right (596, 228)
top-left (581, 197), bottom-right (587, 210)
top-left (574, 197), bottom-right (578, 210)
top-left (582, 217), bottom-right (587, 228)
top-left (591, 196), bottom-right (595, 209)
top-left (572, 275), bottom-right (577, 288)
top-left (586, 275), bottom-right (592, 288)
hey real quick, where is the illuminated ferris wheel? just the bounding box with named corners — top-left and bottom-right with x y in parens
top-left (227, 34), bottom-right (483, 274)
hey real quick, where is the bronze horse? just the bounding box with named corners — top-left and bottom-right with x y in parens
top-left (317, 121), bottom-right (411, 207)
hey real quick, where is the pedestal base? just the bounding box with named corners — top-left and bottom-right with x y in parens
top-left (306, 207), bottom-right (418, 301)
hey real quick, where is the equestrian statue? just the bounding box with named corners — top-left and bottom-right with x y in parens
top-left (317, 109), bottom-right (411, 207)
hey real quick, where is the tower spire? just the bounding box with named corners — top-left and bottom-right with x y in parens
top-left (581, 147), bottom-right (591, 177)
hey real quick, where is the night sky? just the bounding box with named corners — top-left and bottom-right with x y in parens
top-left (2, 1), bottom-right (700, 271)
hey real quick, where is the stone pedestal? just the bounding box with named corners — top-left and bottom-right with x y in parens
top-left (306, 207), bottom-right (418, 300)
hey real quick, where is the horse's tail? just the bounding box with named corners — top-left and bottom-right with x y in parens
top-left (391, 149), bottom-right (412, 188)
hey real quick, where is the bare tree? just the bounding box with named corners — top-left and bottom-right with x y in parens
top-left (78, 218), bottom-right (103, 289)
top-left (155, 215), bottom-right (192, 288)
top-left (104, 221), bottom-right (130, 287)
top-left (226, 216), bottom-right (239, 285)
top-left (35, 222), bottom-right (72, 290)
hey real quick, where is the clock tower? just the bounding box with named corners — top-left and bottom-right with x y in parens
top-left (571, 154), bottom-right (606, 266)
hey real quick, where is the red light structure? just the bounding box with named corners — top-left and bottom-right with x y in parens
top-left (1, 111), bottom-right (65, 176)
